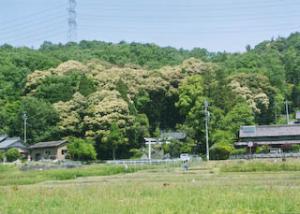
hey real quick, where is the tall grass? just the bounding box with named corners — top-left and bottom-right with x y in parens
top-left (1, 164), bottom-right (300, 213)
top-left (0, 164), bottom-right (161, 186)
top-left (0, 164), bottom-right (15, 173)
top-left (221, 160), bottom-right (300, 172)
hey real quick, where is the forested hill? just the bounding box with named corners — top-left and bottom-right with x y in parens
top-left (1, 32), bottom-right (300, 160)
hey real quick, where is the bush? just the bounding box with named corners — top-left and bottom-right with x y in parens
top-left (230, 148), bottom-right (247, 156)
top-left (130, 148), bottom-right (143, 159)
top-left (256, 145), bottom-right (270, 154)
top-left (210, 143), bottom-right (234, 160)
top-left (163, 139), bottom-right (194, 158)
top-left (67, 138), bottom-right (97, 161)
top-left (289, 145), bottom-right (300, 152)
top-left (0, 151), bottom-right (4, 162)
top-left (5, 148), bottom-right (21, 162)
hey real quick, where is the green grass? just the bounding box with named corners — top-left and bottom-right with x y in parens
top-left (221, 159), bottom-right (300, 172)
top-left (0, 163), bottom-right (164, 186)
top-left (1, 160), bottom-right (300, 213)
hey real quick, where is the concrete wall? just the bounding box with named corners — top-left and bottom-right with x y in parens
top-left (31, 145), bottom-right (68, 161)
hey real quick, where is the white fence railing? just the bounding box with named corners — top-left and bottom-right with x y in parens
top-left (106, 159), bottom-right (182, 165)
top-left (107, 158), bottom-right (202, 166)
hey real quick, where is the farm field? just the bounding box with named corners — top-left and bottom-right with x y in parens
top-left (1, 160), bottom-right (300, 213)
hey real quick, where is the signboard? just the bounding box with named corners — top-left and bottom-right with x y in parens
top-left (248, 142), bottom-right (254, 147)
top-left (296, 111), bottom-right (300, 120)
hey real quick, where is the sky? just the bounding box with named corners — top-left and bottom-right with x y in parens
top-left (0, 0), bottom-right (299, 52)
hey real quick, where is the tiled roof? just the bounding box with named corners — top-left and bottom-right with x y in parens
top-left (239, 125), bottom-right (300, 138)
top-left (0, 135), bottom-right (7, 142)
top-left (30, 140), bottom-right (67, 149)
top-left (0, 137), bottom-right (25, 149)
top-left (160, 132), bottom-right (186, 140)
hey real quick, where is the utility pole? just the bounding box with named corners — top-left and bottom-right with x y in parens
top-left (285, 100), bottom-right (290, 124)
top-left (23, 112), bottom-right (27, 144)
top-left (68, 0), bottom-right (77, 42)
top-left (204, 100), bottom-right (210, 161)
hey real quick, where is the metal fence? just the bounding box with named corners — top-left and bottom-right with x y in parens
top-left (230, 152), bottom-right (300, 160)
top-left (106, 158), bottom-right (202, 166)
top-left (20, 160), bottom-right (82, 171)
top-left (106, 159), bottom-right (181, 165)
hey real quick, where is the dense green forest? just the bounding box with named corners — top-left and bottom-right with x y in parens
top-left (1, 32), bottom-right (300, 160)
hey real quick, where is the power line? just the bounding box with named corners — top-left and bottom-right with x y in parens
top-left (2, 28), bottom-right (66, 46)
top-left (0, 19), bottom-right (66, 42)
top-left (0, 3), bottom-right (66, 30)
top-left (0, 14), bottom-right (67, 36)
top-left (80, 0), bottom-right (300, 12)
top-left (78, 22), bottom-right (300, 33)
top-left (78, 10), bottom-right (300, 21)
top-left (79, 13), bottom-right (300, 26)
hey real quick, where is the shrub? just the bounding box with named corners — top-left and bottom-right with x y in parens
top-left (289, 145), bottom-right (300, 152)
top-left (130, 148), bottom-right (143, 159)
top-left (67, 138), bottom-right (97, 161)
top-left (163, 140), bottom-right (181, 158)
top-left (0, 151), bottom-right (4, 162)
top-left (230, 148), bottom-right (247, 155)
top-left (210, 143), bottom-right (234, 160)
top-left (163, 139), bottom-right (194, 158)
top-left (256, 145), bottom-right (270, 154)
top-left (5, 148), bottom-right (21, 162)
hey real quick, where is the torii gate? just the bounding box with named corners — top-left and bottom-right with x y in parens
top-left (144, 137), bottom-right (168, 160)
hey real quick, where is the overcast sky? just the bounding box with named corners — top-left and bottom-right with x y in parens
top-left (0, 0), bottom-right (299, 52)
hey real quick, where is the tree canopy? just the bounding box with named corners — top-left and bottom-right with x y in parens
top-left (1, 33), bottom-right (300, 159)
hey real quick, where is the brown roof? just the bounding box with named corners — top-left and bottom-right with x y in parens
top-left (30, 140), bottom-right (67, 149)
top-left (239, 125), bottom-right (300, 138)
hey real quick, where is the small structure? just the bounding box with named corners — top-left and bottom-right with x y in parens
top-left (29, 140), bottom-right (68, 161)
top-left (0, 135), bottom-right (28, 155)
top-left (295, 111), bottom-right (300, 124)
top-left (235, 125), bottom-right (300, 154)
top-left (144, 138), bottom-right (163, 160)
top-left (144, 131), bottom-right (186, 160)
top-left (160, 131), bottom-right (186, 142)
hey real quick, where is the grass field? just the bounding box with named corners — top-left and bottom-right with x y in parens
top-left (0, 163), bottom-right (163, 186)
top-left (1, 160), bottom-right (300, 213)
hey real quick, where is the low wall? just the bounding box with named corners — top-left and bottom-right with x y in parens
top-left (230, 152), bottom-right (300, 159)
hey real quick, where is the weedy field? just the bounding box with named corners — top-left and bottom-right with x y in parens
top-left (1, 160), bottom-right (300, 213)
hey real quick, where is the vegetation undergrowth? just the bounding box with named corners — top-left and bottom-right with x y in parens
top-left (0, 163), bottom-right (167, 186)
top-left (2, 160), bottom-right (300, 213)
top-left (221, 160), bottom-right (300, 172)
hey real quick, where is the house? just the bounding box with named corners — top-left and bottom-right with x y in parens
top-left (235, 125), bottom-right (300, 153)
top-left (29, 140), bottom-right (68, 161)
top-left (160, 131), bottom-right (186, 141)
top-left (0, 135), bottom-right (28, 155)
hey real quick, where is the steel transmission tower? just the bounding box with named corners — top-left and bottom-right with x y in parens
top-left (68, 0), bottom-right (77, 42)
